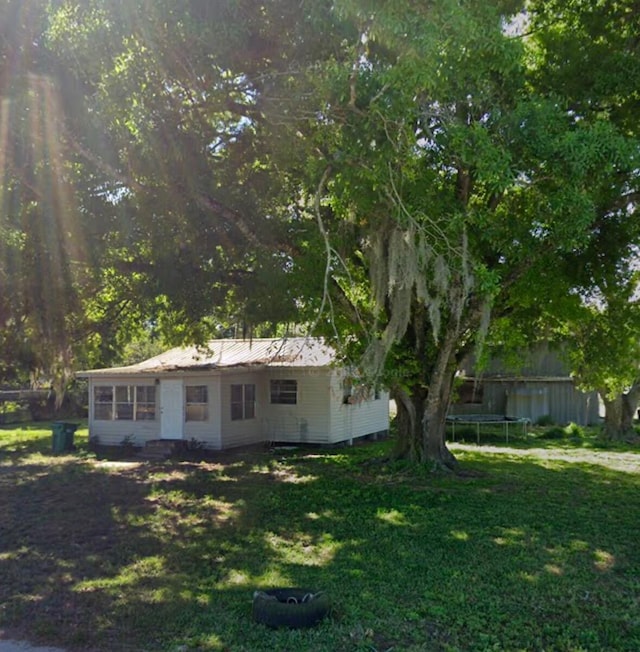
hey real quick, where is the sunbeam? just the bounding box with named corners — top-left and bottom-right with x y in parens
top-left (0, 2), bottom-right (93, 385)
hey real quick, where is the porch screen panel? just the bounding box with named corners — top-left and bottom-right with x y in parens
top-left (231, 383), bottom-right (255, 420)
top-left (136, 386), bottom-right (156, 420)
top-left (94, 386), bottom-right (113, 420)
top-left (230, 384), bottom-right (243, 421)
top-left (115, 386), bottom-right (134, 420)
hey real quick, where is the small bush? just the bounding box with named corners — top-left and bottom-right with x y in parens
top-left (186, 437), bottom-right (204, 451)
top-left (120, 434), bottom-right (137, 455)
top-left (539, 426), bottom-right (566, 440)
top-left (538, 422), bottom-right (586, 441)
top-left (564, 422), bottom-right (586, 439)
top-left (535, 414), bottom-right (555, 426)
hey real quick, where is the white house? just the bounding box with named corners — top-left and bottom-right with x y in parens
top-left (78, 337), bottom-right (389, 450)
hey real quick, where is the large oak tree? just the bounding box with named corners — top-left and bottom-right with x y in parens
top-left (3, 1), bottom-right (639, 461)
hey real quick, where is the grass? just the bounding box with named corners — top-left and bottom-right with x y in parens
top-left (1, 423), bottom-right (639, 651)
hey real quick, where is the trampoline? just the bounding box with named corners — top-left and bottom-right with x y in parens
top-left (446, 414), bottom-right (530, 444)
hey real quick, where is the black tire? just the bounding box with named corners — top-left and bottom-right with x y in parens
top-left (252, 588), bottom-right (331, 628)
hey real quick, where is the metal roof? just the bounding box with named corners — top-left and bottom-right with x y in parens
top-left (78, 337), bottom-right (336, 377)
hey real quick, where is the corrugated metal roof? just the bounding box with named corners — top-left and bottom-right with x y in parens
top-left (78, 337), bottom-right (336, 377)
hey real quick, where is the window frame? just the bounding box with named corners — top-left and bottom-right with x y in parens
top-left (93, 384), bottom-right (156, 421)
top-left (135, 386), bottom-right (157, 421)
top-left (94, 386), bottom-right (114, 420)
top-left (270, 379), bottom-right (298, 405)
top-left (185, 385), bottom-right (209, 422)
top-left (231, 383), bottom-right (256, 421)
top-left (115, 385), bottom-right (134, 420)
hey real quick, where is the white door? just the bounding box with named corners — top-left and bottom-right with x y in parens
top-left (160, 379), bottom-right (184, 439)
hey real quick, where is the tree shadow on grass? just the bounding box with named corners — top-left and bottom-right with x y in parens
top-left (0, 446), bottom-right (639, 651)
top-left (142, 450), bottom-right (640, 651)
top-left (0, 422), bottom-right (88, 460)
top-left (0, 452), bottom-right (296, 650)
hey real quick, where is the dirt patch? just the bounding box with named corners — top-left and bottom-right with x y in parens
top-left (453, 443), bottom-right (640, 474)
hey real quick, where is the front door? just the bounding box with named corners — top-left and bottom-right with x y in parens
top-left (160, 379), bottom-right (184, 439)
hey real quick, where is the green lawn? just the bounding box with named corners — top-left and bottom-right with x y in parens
top-left (1, 423), bottom-right (639, 651)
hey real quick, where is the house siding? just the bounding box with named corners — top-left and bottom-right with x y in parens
top-left (261, 368), bottom-right (331, 444)
top-left (182, 374), bottom-right (222, 449)
top-left (82, 339), bottom-right (391, 450)
top-left (329, 373), bottom-right (390, 443)
top-left (88, 374), bottom-right (225, 449)
top-left (219, 370), bottom-right (265, 449)
top-left (87, 376), bottom-right (160, 447)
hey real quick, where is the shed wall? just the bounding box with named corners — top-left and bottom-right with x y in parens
top-left (450, 379), bottom-right (600, 425)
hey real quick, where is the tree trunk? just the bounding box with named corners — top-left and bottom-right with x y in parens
top-left (421, 317), bottom-right (460, 471)
top-left (391, 385), bottom-right (426, 462)
top-left (391, 316), bottom-right (464, 470)
top-left (601, 381), bottom-right (640, 441)
top-left (622, 382), bottom-right (640, 432)
top-left (392, 372), bottom-right (458, 470)
top-left (601, 394), bottom-right (624, 440)
top-left (422, 376), bottom-right (458, 471)
top-left (390, 285), bottom-right (484, 470)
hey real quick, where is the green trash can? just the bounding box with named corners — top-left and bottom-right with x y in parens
top-left (52, 421), bottom-right (78, 453)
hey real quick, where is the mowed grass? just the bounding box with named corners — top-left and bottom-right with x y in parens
top-left (1, 424), bottom-right (639, 651)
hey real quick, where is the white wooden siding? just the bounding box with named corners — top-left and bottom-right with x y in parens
top-left (88, 368), bottom-right (389, 450)
top-left (87, 376), bottom-right (160, 447)
top-left (88, 374), bottom-right (223, 449)
top-left (182, 374), bottom-right (222, 449)
top-left (261, 369), bottom-right (331, 444)
top-left (328, 373), bottom-right (390, 443)
top-left (219, 370), bottom-right (265, 449)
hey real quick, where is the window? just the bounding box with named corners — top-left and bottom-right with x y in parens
top-left (270, 379), bottom-right (297, 405)
top-left (94, 386), bottom-right (113, 420)
top-left (186, 385), bottom-right (208, 421)
top-left (115, 386), bottom-right (134, 420)
top-left (136, 386), bottom-right (156, 420)
top-left (93, 385), bottom-right (156, 421)
top-left (231, 383), bottom-right (255, 421)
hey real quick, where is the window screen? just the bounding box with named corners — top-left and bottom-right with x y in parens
top-left (186, 385), bottom-right (208, 421)
top-left (270, 379), bottom-right (297, 405)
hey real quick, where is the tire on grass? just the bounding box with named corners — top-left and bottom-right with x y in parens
top-left (252, 588), bottom-right (331, 628)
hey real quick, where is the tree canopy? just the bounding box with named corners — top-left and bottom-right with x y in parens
top-left (1, 0), bottom-right (639, 462)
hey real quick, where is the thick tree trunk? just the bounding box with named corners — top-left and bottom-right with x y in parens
top-left (601, 395), bottom-right (624, 440)
top-left (391, 385), bottom-right (426, 462)
top-left (391, 313), bottom-right (463, 470)
top-left (391, 372), bottom-right (458, 470)
top-left (601, 381), bottom-right (640, 441)
top-left (390, 285), bottom-right (484, 470)
top-left (422, 376), bottom-right (458, 471)
top-left (421, 318), bottom-right (460, 471)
